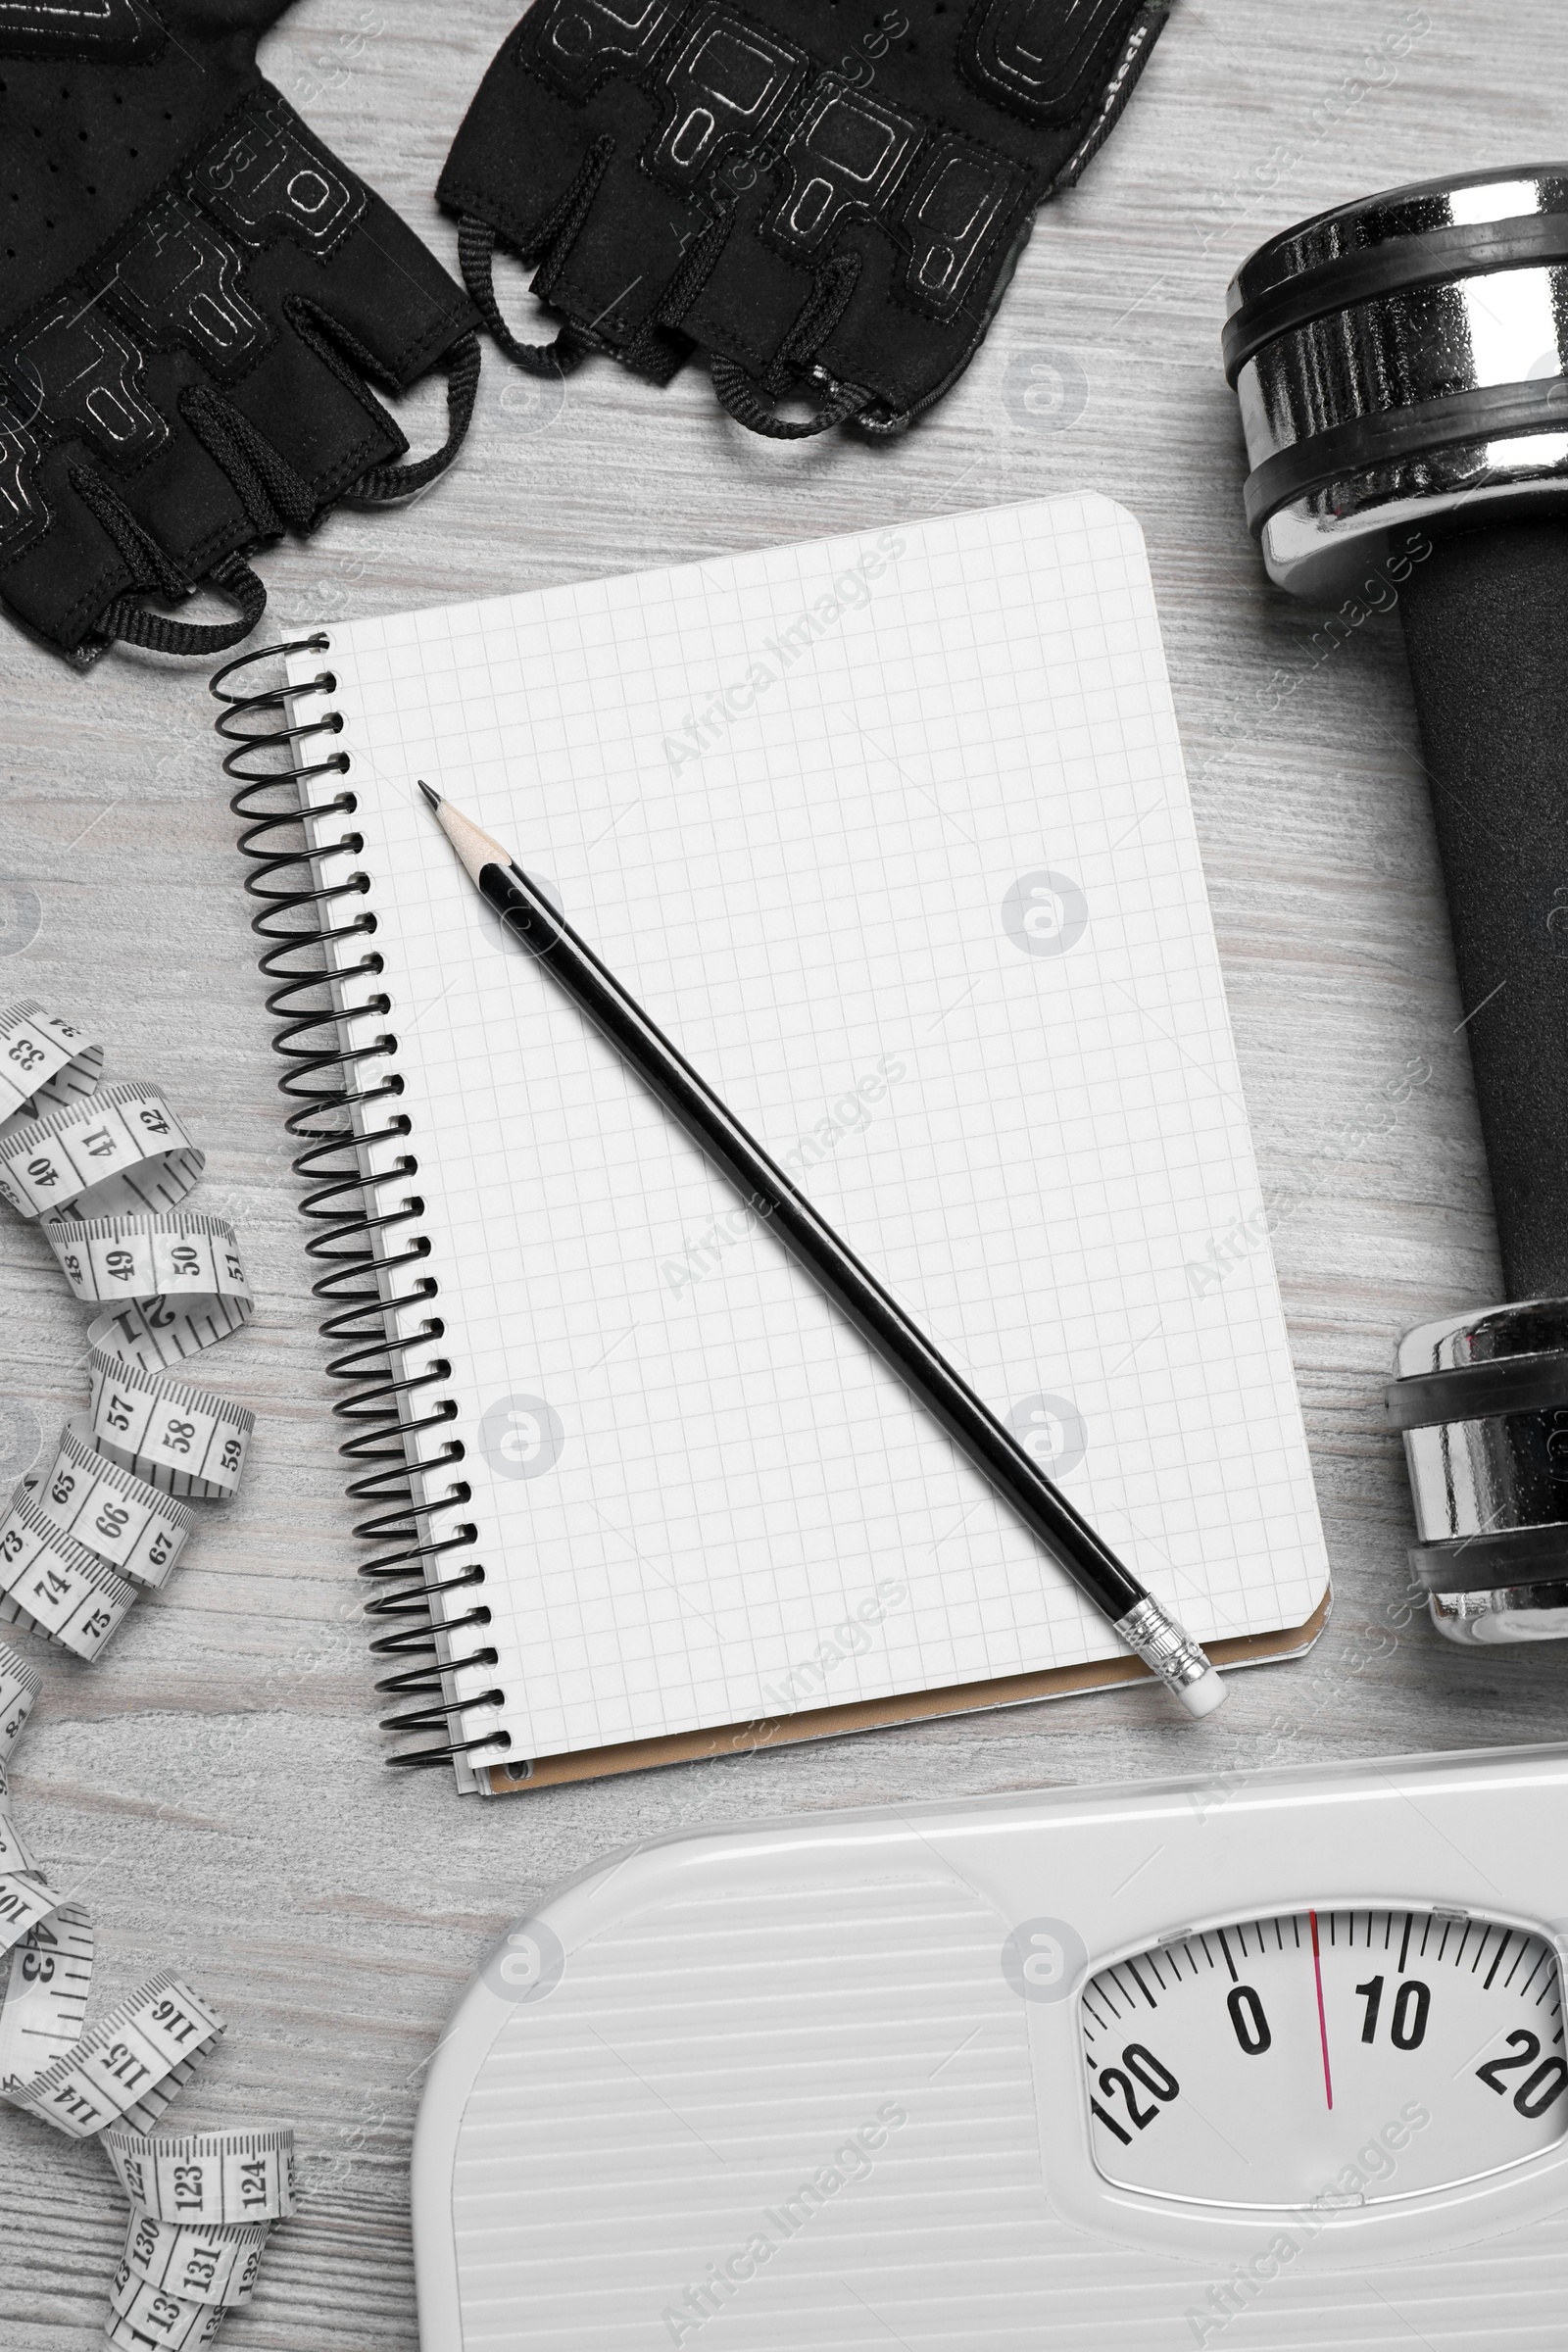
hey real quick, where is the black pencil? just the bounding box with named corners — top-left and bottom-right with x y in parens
top-left (418, 781), bottom-right (1226, 1719)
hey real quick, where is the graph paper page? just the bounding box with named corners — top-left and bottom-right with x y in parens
top-left (290, 496), bottom-right (1328, 1766)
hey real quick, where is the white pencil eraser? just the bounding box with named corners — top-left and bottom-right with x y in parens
top-left (1177, 1666), bottom-right (1228, 1718)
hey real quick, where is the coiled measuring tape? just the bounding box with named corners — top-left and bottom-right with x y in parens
top-left (102, 2124), bottom-right (294, 2349)
top-left (0, 1641), bottom-right (293, 2340)
top-left (88, 1348), bottom-right (253, 1501)
top-left (0, 1638), bottom-right (38, 1764)
top-left (0, 1640), bottom-right (223, 2139)
top-left (107, 2275), bottom-right (223, 2351)
top-left (0, 1000), bottom-right (255, 1651)
top-left (0, 1004), bottom-right (291, 2343)
top-left (9, 1970), bottom-right (224, 2140)
top-left (0, 1081), bottom-right (202, 1221)
top-left (19, 1422), bottom-right (193, 1589)
top-left (122, 2211), bottom-right (269, 2302)
top-left (0, 1493), bottom-right (137, 1661)
top-left (102, 2124), bottom-right (296, 2224)
top-left (0, 1898), bottom-right (93, 2095)
top-left (0, 1002), bottom-right (104, 1125)
top-left (107, 2186), bottom-right (273, 2347)
top-left (0, 1642), bottom-right (113, 2102)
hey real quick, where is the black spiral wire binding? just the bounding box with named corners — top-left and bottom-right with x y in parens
top-left (211, 639), bottom-right (512, 1771)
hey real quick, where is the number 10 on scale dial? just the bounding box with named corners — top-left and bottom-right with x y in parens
top-left (1082, 1908), bottom-right (1566, 2207)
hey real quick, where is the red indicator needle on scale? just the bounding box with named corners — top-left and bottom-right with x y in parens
top-left (1309, 1909), bottom-right (1334, 2112)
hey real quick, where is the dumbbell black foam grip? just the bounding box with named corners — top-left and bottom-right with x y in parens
top-left (1400, 520), bottom-right (1568, 1303)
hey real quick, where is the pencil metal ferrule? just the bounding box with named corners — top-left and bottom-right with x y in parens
top-left (1113, 1595), bottom-right (1218, 1696)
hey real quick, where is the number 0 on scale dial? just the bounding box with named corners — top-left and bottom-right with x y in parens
top-left (1082, 1908), bottom-right (1567, 2206)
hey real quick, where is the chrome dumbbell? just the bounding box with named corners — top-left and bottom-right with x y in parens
top-left (1228, 165), bottom-right (1568, 1642)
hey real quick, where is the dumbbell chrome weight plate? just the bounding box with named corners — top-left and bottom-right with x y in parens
top-left (1226, 163), bottom-right (1568, 601)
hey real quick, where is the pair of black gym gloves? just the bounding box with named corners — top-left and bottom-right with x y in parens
top-left (0, 0), bottom-right (1169, 667)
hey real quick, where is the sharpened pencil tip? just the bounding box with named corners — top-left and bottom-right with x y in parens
top-left (417, 779), bottom-right (442, 811)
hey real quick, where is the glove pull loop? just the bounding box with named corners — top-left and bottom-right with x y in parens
top-left (100, 553), bottom-right (269, 662)
top-left (353, 331), bottom-right (485, 506)
top-left (457, 219), bottom-right (588, 380)
top-left (709, 357), bottom-right (873, 442)
top-left (68, 464), bottom-right (266, 658)
top-left (277, 301), bottom-right (481, 509)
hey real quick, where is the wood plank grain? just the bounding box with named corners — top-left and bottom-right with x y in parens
top-left (4, 0), bottom-right (1568, 2342)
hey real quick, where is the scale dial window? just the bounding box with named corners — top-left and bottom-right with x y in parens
top-left (1081, 1908), bottom-right (1567, 2208)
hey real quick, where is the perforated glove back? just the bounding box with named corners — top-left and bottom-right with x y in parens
top-left (0, 1), bottom-right (480, 664)
top-left (438, 0), bottom-right (1169, 438)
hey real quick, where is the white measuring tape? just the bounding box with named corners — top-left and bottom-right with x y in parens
top-left (0, 1645), bottom-right (293, 2332)
top-left (8, 1969), bottom-right (224, 2140)
top-left (102, 2123), bottom-right (294, 2347)
top-left (0, 1001), bottom-right (104, 1127)
top-left (0, 1493), bottom-right (138, 1661)
top-left (0, 1803), bottom-right (38, 1879)
top-left (109, 2267), bottom-right (227, 2349)
top-left (18, 1422), bottom-right (193, 1589)
top-left (0, 1000), bottom-right (256, 1651)
top-left (0, 1899), bottom-right (92, 2095)
top-left (0, 1640), bottom-right (38, 1764)
top-left (121, 2210), bottom-right (269, 2303)
top-left (49, 1209), bottom-right (249, 1318)
top-left (102, 2124), bottom-right (297, 2225)
top-left (88, 1348), bottom-right (254, 1501)
top-left (0, 1081), bottom-right (202, 1221)
top-left (0, 1003), bottom-right (292, 2340)
top-left (0, 1865), bottom-right (56, 1957)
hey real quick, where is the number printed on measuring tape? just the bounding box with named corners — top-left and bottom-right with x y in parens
top-left (0, 1002), bottom-right (104, 1130)
top-left (46, 1211), bottom-right (248, 1315)
top-left (0, 1082), bottom-right (201, 1221)
top-left (122, 2211), bottom-right (269, 2307)
top-left (0, 1869), bottom-right (62, 1965)
top-left (18, 1421), bottom-right (194, 1589)
top-left (0, 1900), bottom-right (92, 2094)
top-left (88, 1348), bottom-right (254, 1500)
top-left (103, 2124), bottom-right (297, 2225)
top-left (0, 1492), bottom-right (138, 1660)
top-left (107, 2263), bottom-right (225, 2349)
top-left (0, 1639), bottom-right (40, 1763)
top-left (9, 1971), bottom-right (224, 2139)
top-left (110, 2256), bottom-right (230, 2347)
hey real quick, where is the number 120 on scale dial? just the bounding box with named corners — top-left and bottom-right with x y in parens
top-left (1082, 1907), bottom-right (1566, 2206)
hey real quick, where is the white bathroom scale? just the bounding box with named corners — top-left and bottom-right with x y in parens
top-left (413, 1744), bottom-right (1568, 2347)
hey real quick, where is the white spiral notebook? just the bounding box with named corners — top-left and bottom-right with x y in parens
top-left (280, 494), bottom-right (1329, 1795)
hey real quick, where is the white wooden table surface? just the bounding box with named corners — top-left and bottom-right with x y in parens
top-left (3, 0), bottom-right (1565, 2341)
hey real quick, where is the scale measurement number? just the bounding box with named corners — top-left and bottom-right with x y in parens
top-left (1476, 2030), bottom-right (1568, 2118)
top-left (1355, 1974), bottom-right (1430, 2049)
top-left (1081, 1907), bottom-right (1568, 2208)
top-left (1089, 2044), bottom-right (1180, 2145)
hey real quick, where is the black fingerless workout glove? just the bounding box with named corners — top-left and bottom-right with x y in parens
top-left (439, 0), bottom-right (1168, 439)
top-left (0, 1), bottom-right (481, 665)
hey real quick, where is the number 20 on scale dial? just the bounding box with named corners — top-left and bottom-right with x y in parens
top-left (1082, 1907), bottom-right (1566, 2206)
